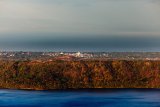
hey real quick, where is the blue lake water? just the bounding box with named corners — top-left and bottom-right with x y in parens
top-left (0, 89), bottom-right (160, 107)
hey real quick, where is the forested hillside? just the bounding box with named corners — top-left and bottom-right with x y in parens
top-left (0, 60), bottom-right (160, 90)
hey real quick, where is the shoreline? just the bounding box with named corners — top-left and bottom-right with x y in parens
top-left (1, 88), bottom-right (160, 91)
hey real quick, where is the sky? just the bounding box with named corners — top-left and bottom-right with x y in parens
top-left (0, 0), bottom-right (160, 51)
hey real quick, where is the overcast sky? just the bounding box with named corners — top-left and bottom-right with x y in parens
top-left (0, 0), bottom-right (160, 51)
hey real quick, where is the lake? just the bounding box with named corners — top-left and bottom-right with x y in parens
top-left (0, 89), bottom-right (160, 107)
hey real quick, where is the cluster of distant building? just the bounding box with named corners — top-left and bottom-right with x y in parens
top-left (0, 52), bottom-right (31, 58)
top-left (1, 51), bottom-right (160, 60)
top-left (0, 52), bottom-right (15, 57)
top-left (41, 51), bottom-right (95, 58)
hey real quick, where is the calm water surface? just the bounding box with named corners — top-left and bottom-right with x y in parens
top-left (0, 89), bottom-right (160, 107)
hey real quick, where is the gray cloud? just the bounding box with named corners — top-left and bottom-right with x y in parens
top-left (151, 0), bottom-right (160, 4)
top-left (0, 0), bottom-right (160, 36)
top-left (0, 0), bottom-right (160, 51)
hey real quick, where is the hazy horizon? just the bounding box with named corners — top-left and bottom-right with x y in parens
top-left (0, 0), bottom-right (160, 52)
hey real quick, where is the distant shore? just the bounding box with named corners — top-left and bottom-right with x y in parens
top-left (1, 52), bottom-right (160, 61)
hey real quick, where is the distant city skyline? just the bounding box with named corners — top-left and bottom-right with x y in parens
top-left (0, 0), bottom-right (160, 51)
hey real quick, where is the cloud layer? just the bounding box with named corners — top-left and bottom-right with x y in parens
top-left (0, 0), bottom-right (160, 51)
top-left (1, 0), bottom-right (160, 36)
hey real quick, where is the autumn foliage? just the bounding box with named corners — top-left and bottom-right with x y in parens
top-left (0, 60), bottom-right (160, 90)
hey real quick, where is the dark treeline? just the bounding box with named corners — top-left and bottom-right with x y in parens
top-left (0, 60), bottom-right (160, 90)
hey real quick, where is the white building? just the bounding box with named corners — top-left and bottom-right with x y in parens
top-left (75, 51), bottom-right (83, 57)
top-left (60, 52), bottom-right (64, 55)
